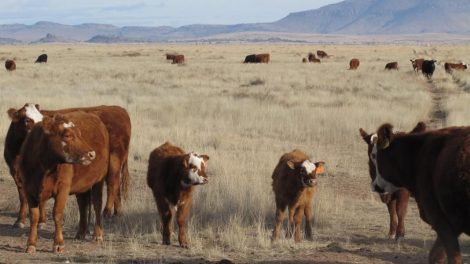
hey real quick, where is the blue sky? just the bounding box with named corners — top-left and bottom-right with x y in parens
top-left (0, 0), bottom-right (342, 27)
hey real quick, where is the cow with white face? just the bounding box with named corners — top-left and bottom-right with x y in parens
top-left (147, 142), bottom-right (210, 248)
top-left (271, 149), bottom-right (326, 242)
top-left (359, 122), bottom-right (425, 240)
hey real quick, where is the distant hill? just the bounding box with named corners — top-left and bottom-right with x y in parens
top-left (32, 33), bottom-right (77, 43)
top-left (0, 0), bottom-right (469, 44)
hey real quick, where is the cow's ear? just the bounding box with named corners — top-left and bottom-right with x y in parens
top-left (314, 162), bottom-right (325, 175)
top-left (377, 123), bottom-right (393, 149)
top-left (287, 160), bottom-right (296, 170)
top-left (200, 154), bottom-right (209, 164)
top-left (35, 104), bottom-right (40, 111)
top-left (410, 122), bottom-right (426, 133)
top-left (7, 108), bottom-right (19, 121)
top-left (359, 128), bottom-right (370, 144)
top-left (42, 116), bottom-right (54, 134)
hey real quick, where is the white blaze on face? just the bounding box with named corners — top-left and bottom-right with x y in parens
top-left (25, 104), bottom-right (43, 123)
top-left (301, 160), bottom-right (316, 174)
top-left (370, 142), bottom-right (399, 193)
top-left (63, 122), bottom-right (75, 128)
top-left (185, 153), bottom-right (206, 186)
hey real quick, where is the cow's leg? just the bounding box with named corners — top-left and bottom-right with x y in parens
top-left (396, 190), bottom-right (409, 240)
top-left (429, 237), bottom-right (447, 264)
top-left (176, 198), bottom-right (193, 248)
top-left (286, 206), bottom-right (296, 239)
top-left (386, 199), bottom-right (398, 239)
top-left (272, 204), bottom-right (286, 241)
top-left (52, 165), bottom-right (73, 253)
top-left (75, 192), bottom-right (91, 239)
top-left (103, 155), bottom-right (121, 218)
top-left (432, 230), bottom-right (461, 264)
top-left (25, 198), bottom-right (40, 253)
top-left (304, 205), bottom-right (314, 241)
top-left (91, 180), bottom-right (105, 242)
top-left (38, 199), bottom-right (48, 230)
top-left (14, 182), bottom-right (28, 228)
top-left (156, 197), bottom-right (172, 245)
top-left (293, 206), bottom-right (304, 242)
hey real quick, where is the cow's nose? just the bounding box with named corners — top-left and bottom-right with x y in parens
top-left (88, 151), bottom-right (96, 160)
top-left (202, 177), bottom-right (208, 184)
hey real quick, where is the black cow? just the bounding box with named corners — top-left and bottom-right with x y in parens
top-left (422, 60), bottom-right (436, 79)
top-left (35, 54), bottom-right (48, 63)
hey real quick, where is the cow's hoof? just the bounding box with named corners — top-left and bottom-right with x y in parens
top-left (38, 222), bottom-right (46, 230)
top-left (396, 235), bottom-right (405, 243)
top-left (388, 234), bottom-right (396, 240)
top-left (180, 243), bottom-right (189, 249)
top-left (13, 221), bottom-right (25, 229)
top-left (53, 244), bottom-right (64, 253)
top-left (93, 236), bottom-right (103, 242)
top-left (25, 245), bottom-right (36, 253)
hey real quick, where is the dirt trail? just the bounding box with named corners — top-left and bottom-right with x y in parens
top-left (425, 79), bottom-right (448, 129)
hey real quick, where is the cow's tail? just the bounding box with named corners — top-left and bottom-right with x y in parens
top-left (121, 158), bottom-right (130, 200)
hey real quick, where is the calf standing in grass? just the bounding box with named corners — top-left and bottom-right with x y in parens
top-left (272, 149), bottom-right (325, 242)
top-left (147, 142), bottom-right (209, 248)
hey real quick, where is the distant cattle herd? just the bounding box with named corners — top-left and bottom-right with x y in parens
top-left (2, 48), bottom-right (470, 264)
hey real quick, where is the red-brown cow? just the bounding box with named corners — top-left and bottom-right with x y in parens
top-left (410, 58), bottom-right (424, 72)
top-left (349, 58), bottom-right (360, 70)
top-left (5, 104), bottom-right (130, 228)
top-left (363, 123), bottom-right (470, 264)
top-left (166, 53), bottom-right (177, 60)
top-left (147, 142), bottom-right (209, 248)
top-left (5, 59), bottom-right (16, 71)
top-left (172, 55), bottom-right (185, 64)
top-left (385, 62), bottom-right (399, 71)
top-left (308, 53), bottom-right (321, 63)
top-left (317, 50), bottom-right (330, 58)
top-left (21, 112), bottom-right (109, 253)
top-left (244, 53), bottom-right (270, 63)
top-left (359, 122), bottom-right (426, 240)
top-left (271, 149), bottom-right (325, 242)
top-left (444, 62), bottom-right (467, 74)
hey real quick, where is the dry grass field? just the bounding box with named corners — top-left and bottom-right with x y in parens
top-left (0, 44), bottom-right (469, 263)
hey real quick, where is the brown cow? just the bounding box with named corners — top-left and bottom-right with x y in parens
top-left (244, 53), bottom-right (270, 63)
top-left (5, 104), bottom-right (130, 228)
top-left (385, 62), bottom-right (399, 71)
top-left (172, 55), bottom-right (185, 64)
top-left (364, 123), bottom-right (470, 264)
top-left (147, 142), bottom-right (210, 248)
top-left (166, 53), bottom-right (177, 60)
top-left (271, 149), bottom-right (325, 242)
top-left (302, 58), bottom-right (307, 63)
top-left (5, 59), bottom-right (16, 71)
top-left (349, 58), bottom-right (360, 70)
top-left (444, 62), bottom-right (467, 73)
top-left (317, 50), bottom-right (330, 58)
top-left (21, 112), bottom-right (109, 253)
top-left (359, 122), bottom-right (426, 240)
top-left (410, 58), bottom-right (424, 72)
top-left (308, 53), bottom-right (321, 63)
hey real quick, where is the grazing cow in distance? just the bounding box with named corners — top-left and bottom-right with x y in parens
top-left (317, 50), bottom-right (330, 58)
top-left (422, 60), bottom-right (437, 79)
top-left (5, 104), bottom-right (131, 228)
top-left (410, 58), bottom-right (424, 72)
top-left (444, 62), bottom-right (467, 73)
top-left (365, 122), bottom-right (470, 264)
top-left (166, 53), bottom-right (177, 60)
top-left (172, 55), bottom-right (185, 64)
top-left (385, 62), bottom-right (399, 71)
top-left (244, 53), bottom-right (270, 63)
top-left (272, 149), bottom-right (325, 242)
top-left (21, 112), bottom-right (109, 253)
top-left (5, 59), bottom-right (16, 71)
top-left (359, 122), bottom-right (426, 240)
top-left (147, 142), bottom-right (210, 248)
top-left (349, 58), bottom-right (360, 70)
top-left (308, 53), bottom-right (321, 63)
top-left (302, 58), bottom-right (307, 63)
top-left (35, 54), bottom-right (47, 63)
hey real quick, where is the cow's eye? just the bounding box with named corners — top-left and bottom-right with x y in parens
top-left (63, 134), bottom-right (73, 141)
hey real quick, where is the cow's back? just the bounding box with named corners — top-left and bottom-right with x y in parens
top-left (147, 142), bottom-right (185, 190)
